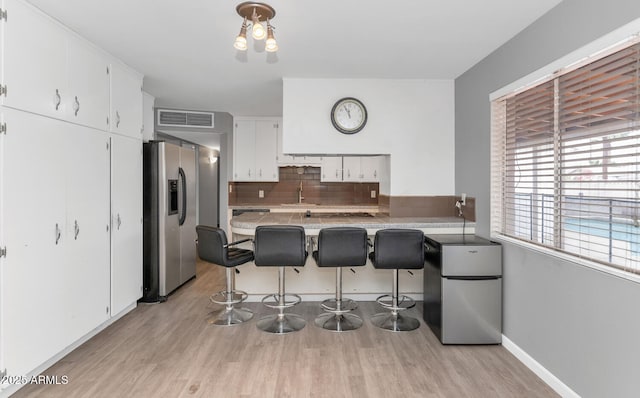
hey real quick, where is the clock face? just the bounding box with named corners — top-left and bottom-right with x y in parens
top-left (331, 97), bottom-right (367, 134)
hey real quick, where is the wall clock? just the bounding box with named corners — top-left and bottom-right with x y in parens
top-left (330, 97), bottom-right (368, 134)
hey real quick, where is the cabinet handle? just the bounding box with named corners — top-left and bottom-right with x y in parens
top-left (248, 169), bottom-right (251, 177)
top-left (116, 213), bottom-right (122, 230)
top-left (116, 111), bottom-right (121, 127)
top-left (74, 220), bottom-right (80, 240)
top-left (54, 89), bottom-right (61, 111)
top-left (73, 96), bottom-right (80, 116)
top-left (259, 169), bottom-right (262, 177)
top-left (335, 170), bottom-right (338, 178)
top-left (55, 223), bottom-right (61, 245)
top-left (347, 170), bottom-right (351, 178)
top-left (374, 170), bottom-right (377, 178)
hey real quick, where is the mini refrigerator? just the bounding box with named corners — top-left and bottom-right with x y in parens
top-left (423, 234), bottom-right (502, 344)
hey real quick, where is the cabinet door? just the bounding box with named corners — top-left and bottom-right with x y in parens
top-left (360, 156), bottom-right (382, 182)
top-left (1, 0), bottom-right (67, 119)
top-left (0, 108), bottom-right (68, 376)
top-left (67, 36), bottom-right (110, 131)
top-left (342, 156), bottom-right (361, 182)
top-left (111, 135), bottom-right (143, 315)
top-left (110, 62), bottom-right (143, 138)
top-left (321, 156), bottom-right (343, 182)
top-left (233, 120), bottom-right (256, 181)
top-left (255, 120), bottom-right (278, 181)
top-left (63, 124), bottom-right (111, 339)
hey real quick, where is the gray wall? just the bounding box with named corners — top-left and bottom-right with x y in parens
top-left (455, 1), bottom-right (640, 397)
top-left (198, 147), bottom-right (219, 227)
top-left (153, 110), bottom-right (233, 231)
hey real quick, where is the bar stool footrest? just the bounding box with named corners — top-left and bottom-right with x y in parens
top-left (375, 294), bottom-right (416, 311)
top-left (320, 298), bottom-right (358, 314)
top-left (261, 293), bottom-right (302, 310)
top-left (210, 289), bottom-right (248, 306)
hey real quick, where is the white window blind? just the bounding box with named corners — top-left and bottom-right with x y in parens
top-left (492, 42), bottom-right (640, 274)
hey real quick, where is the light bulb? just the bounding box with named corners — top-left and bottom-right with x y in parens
top-left (252, 18), bottom-right (266, 40)
top-left (233, 19), bottom-right (248, 51)
top-left (234, 35), bottom-right (247, 51)
top-left (265, 21), bottom-right (278, 52)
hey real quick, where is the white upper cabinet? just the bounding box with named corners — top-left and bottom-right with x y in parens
top-left (321, 156), bottom-right (343, 182)
top-left (343, 156), bottom-right (385, 182)
top-left (254, 120), bottom-right (279, 181)
top-left (233, 118), bottom-right (279, 181)
top-left (233, 120), bottom-right (257, 181)
top-left (110, 62), bottom-right (143, 138)
top-left (1, 0), bottom-right (67, 119)
top-left (1, 0), bottom-right (141, 134)
top-left (67, 36), bottom-right (110, 130)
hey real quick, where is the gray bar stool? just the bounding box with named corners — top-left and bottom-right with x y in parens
top-left (369, 229), bottom-right (425, 331)
top-left (254, 225), bottom-right (308, 334)
top-left (195, 225), bottom-right (254, 326)
top-left (313, 227), bottom-right (368, 331)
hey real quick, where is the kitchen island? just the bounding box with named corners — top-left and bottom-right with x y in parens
top-left (228, 212), bottom-right (474, 301)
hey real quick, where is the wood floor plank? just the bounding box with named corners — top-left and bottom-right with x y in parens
top-left (12, 260), bottom-right (558, 397)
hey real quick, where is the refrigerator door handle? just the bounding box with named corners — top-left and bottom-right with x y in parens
top-left (178, 167), bottom-right (187, 226)
top-left (444, 276), bottom-right (501, 281)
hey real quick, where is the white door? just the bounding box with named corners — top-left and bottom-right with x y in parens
top-left (67, 36), bottom-right (110, 131)
top-left (110, 135), bottom-right (143, 315)
top-left (233, 120), bottom-right (256, 181)
top-left (110, 62), bottom-right (143, 138)
top-left (1, 0), bottom-right (67, 119)
top-left (321, 156), bottom-right (343, 182)
top-left (0, 107), bottom-right (5, 386)
top-left (0, 108), bottom-right (68, 376)
top-left (63, 124), bottom-right (111, 340)
top-left (254, 120), bottom-right (278, 181)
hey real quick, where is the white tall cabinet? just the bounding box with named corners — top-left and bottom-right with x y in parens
top-left (0, 0), bottom-right (143, 389)
top-left (232, 118), bottom-right (279, 181)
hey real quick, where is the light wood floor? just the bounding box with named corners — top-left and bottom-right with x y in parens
top-left (14, 260), bottom-right (558, 398)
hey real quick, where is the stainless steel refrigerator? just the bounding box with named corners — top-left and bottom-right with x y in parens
top-left (142, 141), bottom-right (197, 302)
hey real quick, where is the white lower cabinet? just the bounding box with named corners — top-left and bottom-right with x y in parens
top-left (110, 134), bottom-right (143, 316)
top-left (0, 108), bottom-right (110, 377)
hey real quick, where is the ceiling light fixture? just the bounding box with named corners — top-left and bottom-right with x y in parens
top-left (234, 2), bottom-right (277, 52)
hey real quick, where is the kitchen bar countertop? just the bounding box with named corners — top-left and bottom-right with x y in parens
top-left (230, 212), bottom-right (474, 235)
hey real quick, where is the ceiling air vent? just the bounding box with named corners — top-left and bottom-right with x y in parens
top-left (157, 109), bottom-right (214, 128)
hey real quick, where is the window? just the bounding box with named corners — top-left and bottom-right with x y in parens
top-left (492, 41), bottom-right (640, 275)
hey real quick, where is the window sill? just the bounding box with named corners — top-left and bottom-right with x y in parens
top-left (490, 234), bottom-right (640, 285)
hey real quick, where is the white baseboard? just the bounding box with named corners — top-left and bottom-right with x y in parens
top-left (244, 293), bottom-right (424, 303)
top-left (1, 302), bottom-right (138, 398)
top-left (502, 335), bottom-right (580, 398)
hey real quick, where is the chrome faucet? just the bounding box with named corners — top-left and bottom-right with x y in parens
top-left (298, 180), bottom-right (304, 203)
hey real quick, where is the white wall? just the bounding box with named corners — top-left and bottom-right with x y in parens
top-left (282, 78), bottom-right (455, 196)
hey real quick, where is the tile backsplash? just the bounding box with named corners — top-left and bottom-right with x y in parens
top-left (229, 167), bottom-right (379, 206)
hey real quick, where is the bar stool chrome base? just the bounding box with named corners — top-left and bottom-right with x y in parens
top-left (257, 313), bottom-right (306, 334)
top-left (370, 312), bottom-right (420, 332)
top-left (207, 306), bottom-right (254, 326)
top-left (314, 312), bottom-right (363, 332)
